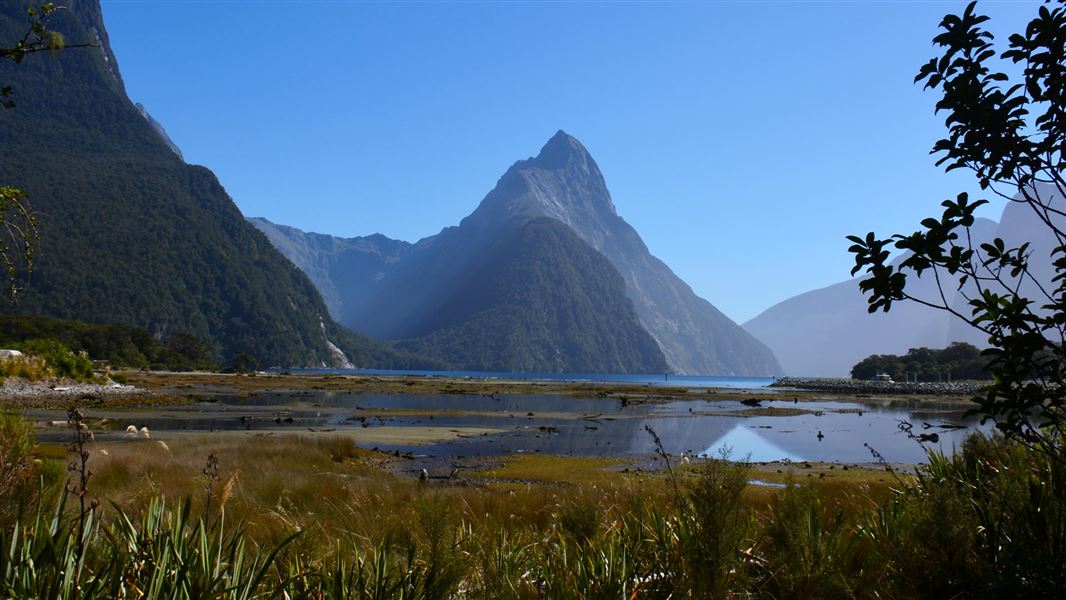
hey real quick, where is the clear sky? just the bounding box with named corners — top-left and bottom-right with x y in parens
top-left (99, 0), bottom-right (1036, 324)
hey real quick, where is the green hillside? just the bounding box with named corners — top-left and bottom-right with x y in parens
top-left (396, 218), bottom-right (668, 373)
top-left (0, 2), bottom-right (426, 369)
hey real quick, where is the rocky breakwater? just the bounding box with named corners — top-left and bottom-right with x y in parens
top-left (772, 377), bottom-right (987, 397)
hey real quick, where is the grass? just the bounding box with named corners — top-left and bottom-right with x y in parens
top-left (3, 408), bottom-right (1063, 598)
top-left (465, 454), bottom-right (627, 485)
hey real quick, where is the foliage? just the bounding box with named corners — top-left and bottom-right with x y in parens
top-left (1, 3), bottom-right (67, 108)
top-left (0, 488), bottom-right (296, 599)
top-left (15, 338), bottom-right (93, 380)
top-left (229, 351), bottom-right (259, 374)
top-left (0, 337), bottom-right (100, 382)
top-left (396, 218), bottom-right (668, 374)
top-left (0, 411), bottom-right (61, 528)
top-left (672, 454), bottom-right (754, 597)
top-left (0, 314), bottom-right (217, 371)
top-left (0, 185), bottom-right (36, 301)
top-left (1, 400), bottom-right (1063, 598)
top-left (861, 434), bottom-right (1066, 597)
top-left (154, 331), bottom-right (217, 372)
top-left (851, 341), bottom-right (990, 381)
top-left (848, 0), bottom-right (1066, 445)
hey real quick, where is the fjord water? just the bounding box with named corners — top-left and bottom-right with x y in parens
top-left (291, 369), bottom-right (776, 389)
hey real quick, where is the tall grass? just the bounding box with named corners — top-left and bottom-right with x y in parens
top-left (0, 411), bottom-right (62, 527)
top-left (0, 354), bottom-right (51, 381)
top-left (0, 489), bottom-right (295, 599)
top-left (3, 409), bottom-right (1064, 598)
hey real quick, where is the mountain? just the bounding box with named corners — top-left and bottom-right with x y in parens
top-left (253, 131), bottom-right (782, 376)
top-left (0, 1), bottom-right (427, 369)
top-left (456, 132), bottom-right (781, 376)
top-left (251, 215), bottom-right (667, 373)
top-left (395, 218), bottom-right (668, 373)
top-left (248, 218), bottom-right (412, 324)
top-left (743, 196), bottom-right (1059, 377)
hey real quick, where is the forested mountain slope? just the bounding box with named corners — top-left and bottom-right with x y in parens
top-left (0, 1), bottom-right (425, 368)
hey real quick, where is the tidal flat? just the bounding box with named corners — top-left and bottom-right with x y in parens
top-left (17, 370), bottom-right (987, 475)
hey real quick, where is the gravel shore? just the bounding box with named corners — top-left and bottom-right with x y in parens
top-left (771, 377), bottom-right (986, 397)
top-left (0, 377), bottom-right (157, 409)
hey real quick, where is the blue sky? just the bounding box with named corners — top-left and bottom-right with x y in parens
top-left (100, 0), bottom-right (1035, 323)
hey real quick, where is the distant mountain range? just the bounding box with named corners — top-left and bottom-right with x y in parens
top-left (744, 192), bottom-right (1058, 377)
top-left (253, 132), bottom-right (783, 375)
top-left (0, 1), bottom-right (435, 369)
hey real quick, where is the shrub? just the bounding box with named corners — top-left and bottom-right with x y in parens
top-left (681, 455), bottom-right (753, 597)
top-left (0, 412), bottom-right (60, 529)
top-left (14, 338), bottom-right (94, 381)
top-left (760, 482), bottom-right (866, 599)
top-left (0, 354), bottom-right (49, 381)
top-left (861, 433), bottom-right (1066, 597)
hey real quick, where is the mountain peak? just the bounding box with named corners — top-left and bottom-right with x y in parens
top-left (530, 130), bottom-right (592, 171)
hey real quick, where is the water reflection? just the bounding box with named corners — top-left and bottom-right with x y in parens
top-left (703, 425), bottom-right (805, 462)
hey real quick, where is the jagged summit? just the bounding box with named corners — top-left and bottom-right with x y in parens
top-left (463, 131), bottom-right (618, 235)
top-left (528, 130), bottom-right (592, 170)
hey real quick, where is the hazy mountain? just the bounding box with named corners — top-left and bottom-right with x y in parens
top-left (254, 131), bottom-right (782, 375)
top-left (743, 202), bottom-right (1056, 377)
top-left (0, 1), bottom-right (430, 369)
top-left (248, 218), bottom-right (411, 323)
top-left (395, 218), bottom-right (668, 373)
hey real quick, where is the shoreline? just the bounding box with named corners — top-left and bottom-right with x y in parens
top-left (0, 370), bottom-right (984, 410)
top-left (772, 376), bottom-right (986, 397)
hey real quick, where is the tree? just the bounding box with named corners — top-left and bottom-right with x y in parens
top-left (0, 3), bottom-right (92, 301)
top-left (230, 352), bottom-right (259, 374)
top-left (848, 1), bottom-right (1066, 451)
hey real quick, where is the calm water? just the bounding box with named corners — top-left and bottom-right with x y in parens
top-left (35, 391), bottom-right (989, 464)
top-left (285, 368), bottom-right (776, 390)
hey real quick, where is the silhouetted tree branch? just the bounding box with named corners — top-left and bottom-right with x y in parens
top-left (848, 0), bottom-right (1066, 453)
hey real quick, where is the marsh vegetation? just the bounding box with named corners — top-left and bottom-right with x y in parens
top-left (1, 407), bottom-right (1063, 598)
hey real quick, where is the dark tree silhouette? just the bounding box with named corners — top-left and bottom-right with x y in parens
top-left (849, 1), bottom-right (1066, 450)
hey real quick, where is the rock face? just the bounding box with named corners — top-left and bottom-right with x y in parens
top-left (254, 131), bottom-right (782, 376)
top-left (135, 103), bottom-right (184, 161)
top-left (744, 191), bottom-right (1060, 378)
top-left (0, 1), bottom-right (423, 369)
